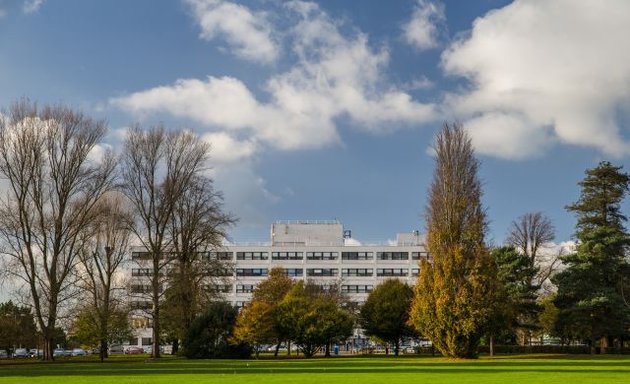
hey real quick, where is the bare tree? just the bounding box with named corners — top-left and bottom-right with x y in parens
top-left (121, 125), bottom-right (209, 358)
top-left (0, 100), bottom-right (116, 360)
top-left (161, 174), bottom-right (235, 354)
top-left (507, 212), bottom-right (559, 286)
top-left (76, 192), bottom-right (133, 361)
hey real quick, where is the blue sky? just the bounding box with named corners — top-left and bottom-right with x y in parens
top-left (1, 0), bottom-right (629, 245)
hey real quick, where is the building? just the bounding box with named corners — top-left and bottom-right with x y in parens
top-left (127, 220), bottom-right (428, 348)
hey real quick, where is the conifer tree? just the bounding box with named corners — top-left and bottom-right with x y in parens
top-left (553, 161), bottom-right (630, 352)
top-left (410, 123), bottom-right (497, 358)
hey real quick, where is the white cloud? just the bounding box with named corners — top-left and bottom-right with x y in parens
top-left (442, 0), bottom-right (630, 159)
top-left (185, 0), bottom-right (278, 64)
top-left (465, 112), bottom-right (554, 160)
top-left (402, 0), bottom-right (445, 50)
top-left (23, 0), bottom-right (44, 14)
top-left (112, 1), bottom-right (436, 155)
top-left (202, 132), bottom-right (257, 164)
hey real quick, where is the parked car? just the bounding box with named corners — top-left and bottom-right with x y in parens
top-left (0, 350), bottom-right (8, 358)
top-left (143, 345), bottom-right (152, 355)
top-left (53, 348), bottom-right (65, 357)
top-left (28, 349), bottom-right (43, 358)
top-left (125, 346), bottom-right (144, 355)
top-left (71, 348), bottom-right (87, 357)
top-left (108, 345), bottom-right (124, 354)
top-left (88, 347), bottom-right (101, 355)
top-left (13, 348), bottom-right (29, 358)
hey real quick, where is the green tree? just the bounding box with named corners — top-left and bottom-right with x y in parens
top-left (232, 267), bottom-right (295, 356)
top-left (360, 279), bottom-right (415, 356)
top-left (0, 301), bottom-right (37, 351)
top-left (183, 301), bottom-right (250, 359)
top-left (553, 161), bottom-right (630, 352)
top-left (71, 307), bottom-right (132, 350)
top-left (491, 246), bottom-right (540, 343)
top-left (277, 281), bottom-right (353, 358)
top-left (410, 123), bottom-right (498, 358)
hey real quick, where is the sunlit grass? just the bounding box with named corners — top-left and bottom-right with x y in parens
top-left (1, 354), bottom-right (629, 384)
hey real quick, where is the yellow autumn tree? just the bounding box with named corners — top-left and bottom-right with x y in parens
top-left (410, 123), bottom-right (498, 358)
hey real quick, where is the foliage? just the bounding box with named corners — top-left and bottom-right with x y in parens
top-left (183, 301), bottom-right (250, 359)
top-left (232, 268), bottom-right (295, 356)
top-left (277, 281), bottom-right (353, 358)
top-left (0, 301), bottom-right (38, 350)
top-left (491, 246), bottom-right (541, 342)
top-left (71, 307), bottom-right (132, 349)
top-left (410, 122), bottom-right (498, 358)
top-left (360, 279), bottom-right (415, 355)
top-left (553, 161), bottom-right (630, 349)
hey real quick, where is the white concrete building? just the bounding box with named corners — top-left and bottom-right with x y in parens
top-left (127, 220), bottom-right (428, 348)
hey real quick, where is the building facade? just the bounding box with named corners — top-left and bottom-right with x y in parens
top-left (128, 220), bottom-right (428, 348)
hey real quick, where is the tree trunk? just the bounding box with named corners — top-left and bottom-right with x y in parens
top-left (489, 334), bottom-right (494, 357)
top-left (274, 341), bottom-right (281, 357)
top-left (394, 340), bottom-right (400, 356)
top-left (325, 343), bottom-right (330, 357)
top-left (172, 339), bottom-right (179, 355)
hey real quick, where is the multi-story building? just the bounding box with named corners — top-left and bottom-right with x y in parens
top-left (127, 220), bottom-right (428, 348)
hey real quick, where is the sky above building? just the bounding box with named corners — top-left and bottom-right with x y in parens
top-left (1, 0), bottom-right (629, 245)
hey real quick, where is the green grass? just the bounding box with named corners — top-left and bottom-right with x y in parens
top-left (1, 354), bottom-right (630, 384)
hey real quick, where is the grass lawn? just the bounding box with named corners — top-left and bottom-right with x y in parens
top-left (1, 354), bottom-right (629, 384)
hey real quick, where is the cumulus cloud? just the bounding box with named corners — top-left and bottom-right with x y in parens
top-left (402, 0), bottom-right (445, 50)
top-left (202, 132), bottom-right (257, 164)
top-left (112, 1), bottom-right (436, 155)
top-left (185, 0), bottom-right (278, 63)
top-left (442, 0), bottom-right (630, 159)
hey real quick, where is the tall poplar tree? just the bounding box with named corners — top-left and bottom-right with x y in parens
top-left (553, 161), bottom-right (630, 352)
top-left (410, 122), bottom-right (497, 358)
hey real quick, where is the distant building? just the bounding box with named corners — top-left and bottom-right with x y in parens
top-left (127, 220), bottom-right (428, 348)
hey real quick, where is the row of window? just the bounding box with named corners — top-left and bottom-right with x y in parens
top-left (208, 251), bottom-right (429, 261)
top-left (132, 250), bottom-right (430, 261)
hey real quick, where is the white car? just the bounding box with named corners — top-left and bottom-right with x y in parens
top-left (71, 348), bottom-right (87, 356)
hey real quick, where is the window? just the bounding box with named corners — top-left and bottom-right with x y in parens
top-left (128, 337), bottom-right (139, 345)
top-left (141, 338), bottom-right (152, 346)
top-left (272, 251), bottom-right (304, 260)
top-left (306, 268), bottom-right (338, 277)
top-left (131, 268), bottom-right (153, 277)
top-left (236, 268), bottom-right (268, 277)
top-left (284, 268), bottom-right (304, 277)
top-left (208, 252), bottom-right (233, 261)
top-left (378, 252), bottom-right (409, 260)
top-left (341, 285), bottom-right (373, 293)
top-left (306, 251), bottom-right (339, 260)
top-left (341, 252), bottom-right (373, 260)
top-left (213, 284), bottom-right (232, 293)
top-left (129, 301), bottom-right (152, 310)
top-left (412, 251), bottom-right (430, 260)
top-left (236, 284), bottom-right (255, 293)
top-left (130, 284), bottom-right (162, 293)
top-left (235, 301), bottom-right (246, 309)
top-left (342, 268), bottom-right (373, 277)
top-left (236, 251), bottom-right (269, 260)
top-left (411, 268), bottom-right (420, 277)
top-left (209, 268), bottom-right (233, 277)
top-left (131, 252), bottom-right (152, 261)
top-left (376, 268), bottom-right (408, 277)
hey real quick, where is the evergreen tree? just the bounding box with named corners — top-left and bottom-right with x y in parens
top-left (553, 161), bottom-right (630, 352)
top-left (491, 246), bottom-right (540, 343)
top-left (410, 123), bottom-right (497, 358)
